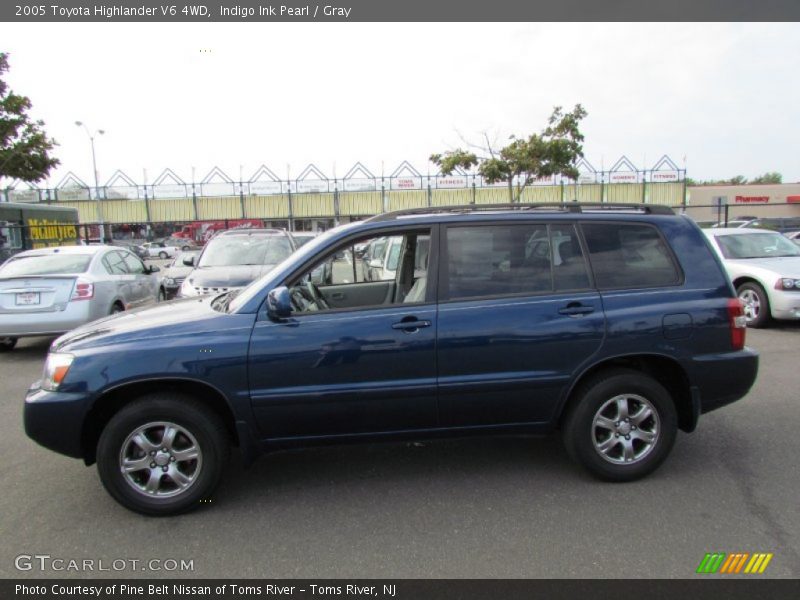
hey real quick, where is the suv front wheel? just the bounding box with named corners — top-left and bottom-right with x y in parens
top-left (563, 369), bottom-right (677, 482)
top-left (96, 394), bottom-right (229, 515)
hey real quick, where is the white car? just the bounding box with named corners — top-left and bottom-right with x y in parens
top-left (142, 242), bottom-right (178, 259)
top-left (703, 227), bottom-right (800, 327)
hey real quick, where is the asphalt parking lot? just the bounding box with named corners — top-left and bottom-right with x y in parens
top-left (1, 325), bottom-right (798, 579)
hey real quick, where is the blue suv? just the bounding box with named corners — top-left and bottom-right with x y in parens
top-left (24, 204), bottom-right (759, 515)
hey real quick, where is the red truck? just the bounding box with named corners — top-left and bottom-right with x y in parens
top-left (172, 219), bottom-right (264, 244)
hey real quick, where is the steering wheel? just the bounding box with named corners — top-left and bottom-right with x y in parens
top-left (305, 280), bottom-right (330, 310)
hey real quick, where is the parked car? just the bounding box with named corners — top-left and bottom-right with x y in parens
top-left (162, 237), bottom-right (200, 252)
top-left (24, 204), bottom-right (758, 515)
top-left (364, 235), bottom-right (403, 281)
top-left (703, 227), bottom-right (800, 327)
top-left (360, 236), bottom-right (389, 281)
top-left (178, 228), bottom-right (296, 297)
top-left (1, 245), bottom-right (160, 351)
top-left (121, 243), bottom-right (148, 261)
top-left (142, 242), bottom-right (178, 259)
top-left (158, 251), bottom-right (200, 301)
top-left (744, 217), bottom-right (800, 234)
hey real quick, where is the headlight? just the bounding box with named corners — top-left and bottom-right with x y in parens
top-left (41, 353), bottom-right (75, 391)
top-left (777, 278), bottom-right (800, 290)
top-left (179, 278), bottom-right (197, 297)
top-left (164, 277), bottom-right (175, 286)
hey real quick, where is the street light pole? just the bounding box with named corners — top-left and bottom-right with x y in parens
top-left (75, 121), bottom-right (105, 240)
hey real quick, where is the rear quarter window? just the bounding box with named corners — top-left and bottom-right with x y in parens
top-left (582, 222), bottom-right (681, 289)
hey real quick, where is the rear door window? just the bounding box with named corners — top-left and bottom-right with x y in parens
top-left (581, 223), bottom-right (680, 289)
top-left (121, 251), bottom-right (146, 274)
top-left (444, 223), bottom-right (591, 300)
top-left (102, 251), bottom-right (129, 275)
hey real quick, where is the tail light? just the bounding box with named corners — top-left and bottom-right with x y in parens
top-left (727, 298), bottom-right (747, 350)
top-left (70, 279), bottom-right (94, 301)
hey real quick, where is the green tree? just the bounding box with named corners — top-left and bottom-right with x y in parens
top-left (750, 172), bottom-right (782, 185)
top-left (726, 175), bottom-right (748, 185)
top-left (430, 104), bottom-right (588, 202)
top-left (0, 52), bottom-right (59, 182)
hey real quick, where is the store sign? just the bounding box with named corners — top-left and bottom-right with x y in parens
top-left (436, 176), bottom-right (468, 189)
top-left (391, 177), bottom-right (421, 190)
top-left (735, 195), bottom-right (769, 204)
top-left (578, 173), bottom-right (596, 184)
top-left (249, 181), bottom-right (283, 195)
top-left (651, 170), bottom-right (679, 182)
top-left (533, 176), bottom-right (554, 186)
top-left (297, 180), bottom-right (329, 193)
top-left (609, 172), bottom-right (638, 183)
top-left (151, 184), bottom-right (186, 198)
top-left (8, 189), bottom-right (39, 203)
top-left (57, 188), bottom-right (90, 201)
top-left (343, 179), bottom-right (376, 192)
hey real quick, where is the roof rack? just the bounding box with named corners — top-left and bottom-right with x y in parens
top-left (366, 202), bottom-right (674, 223)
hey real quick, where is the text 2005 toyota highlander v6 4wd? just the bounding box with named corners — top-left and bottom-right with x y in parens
top-left (24, 204), bottom-right (758, 515)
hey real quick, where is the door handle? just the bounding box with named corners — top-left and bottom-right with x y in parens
top-left (391, 319), bottom-right (431, 332)
top-left (330, 292), bottom-right (345, 300)
top-left (558, 303), bottom-right (595, 317)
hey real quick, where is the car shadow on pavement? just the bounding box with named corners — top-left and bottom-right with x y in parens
top-left (215, 435), bottom-right (585, 507)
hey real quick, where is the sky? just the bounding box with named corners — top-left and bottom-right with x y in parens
top-left (2, 22), bottom-right (800, 188)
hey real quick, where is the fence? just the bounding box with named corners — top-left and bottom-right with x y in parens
top-left (1, 182), bottom-right (689, 226)
top-left (1, 157), bottom-right (690, 225)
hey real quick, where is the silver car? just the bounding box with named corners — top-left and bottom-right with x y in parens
top-left (0, 245), bottom-right (160, 351)
top-left (704, 227), bottom-right (800, 328)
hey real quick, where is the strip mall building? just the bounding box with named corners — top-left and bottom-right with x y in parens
top-left (686, 183), bottom-right (800, 221)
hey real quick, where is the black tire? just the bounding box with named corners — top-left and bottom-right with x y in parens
top-left (736, 282), bottom-right (770, 328)
top-left (96, 394), bottom-right (229, 516)
top-left (0, 337), bottom-right (18, 352)
top-left (159, 251), bottom-right (168, 259)
top-left (157, 288), bottom-right (166, 302)
top-left (562, 369), bottom-right (677, 482)
top-left (110, 303), bottom-right (124, 315)
top-left (182, 245), bottom-right (190, 251)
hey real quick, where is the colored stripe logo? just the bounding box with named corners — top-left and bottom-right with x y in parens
top-left (696, 552), bottom-right (773, 574)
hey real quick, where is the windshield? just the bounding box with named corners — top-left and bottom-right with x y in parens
top-left (228, 221), bottom-right (362, 312)
top-left (293, 234), bottom-right (315, 248)
top-left (0, 254), bottom-right (92, 276)
top-left (715, 232), bottom-right (800, 259)
top-left (198, 235), bottom-right (292, 267)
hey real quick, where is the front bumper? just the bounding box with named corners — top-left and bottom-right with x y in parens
top-left (769, 290), bottom-right (800, 320)
top-left (24, 385), bottom-right (91, 459)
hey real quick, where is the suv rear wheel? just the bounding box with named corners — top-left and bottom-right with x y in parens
top-left (96, 394), bottom-right (229, 515)
top-left (563, 369), bottom-right (677, 481)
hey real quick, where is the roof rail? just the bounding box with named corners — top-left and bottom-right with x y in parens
top-left (366, 202), bottom-right (674, 223)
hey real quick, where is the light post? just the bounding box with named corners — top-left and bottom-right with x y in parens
top-left (75, 121), bottom-right (105, 239)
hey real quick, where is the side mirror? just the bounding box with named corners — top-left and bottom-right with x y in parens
top-left (183, 255), bottom-right (195, 267)
top-left (267, 286), bottom-right (292, 320)
top-left (148, 265), bottom-right (161, 274)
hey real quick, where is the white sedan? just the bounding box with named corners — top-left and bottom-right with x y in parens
top-left (704, 228), bottom-right (800, 327)
top-left (142, 242), bottom-right (178, 259)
